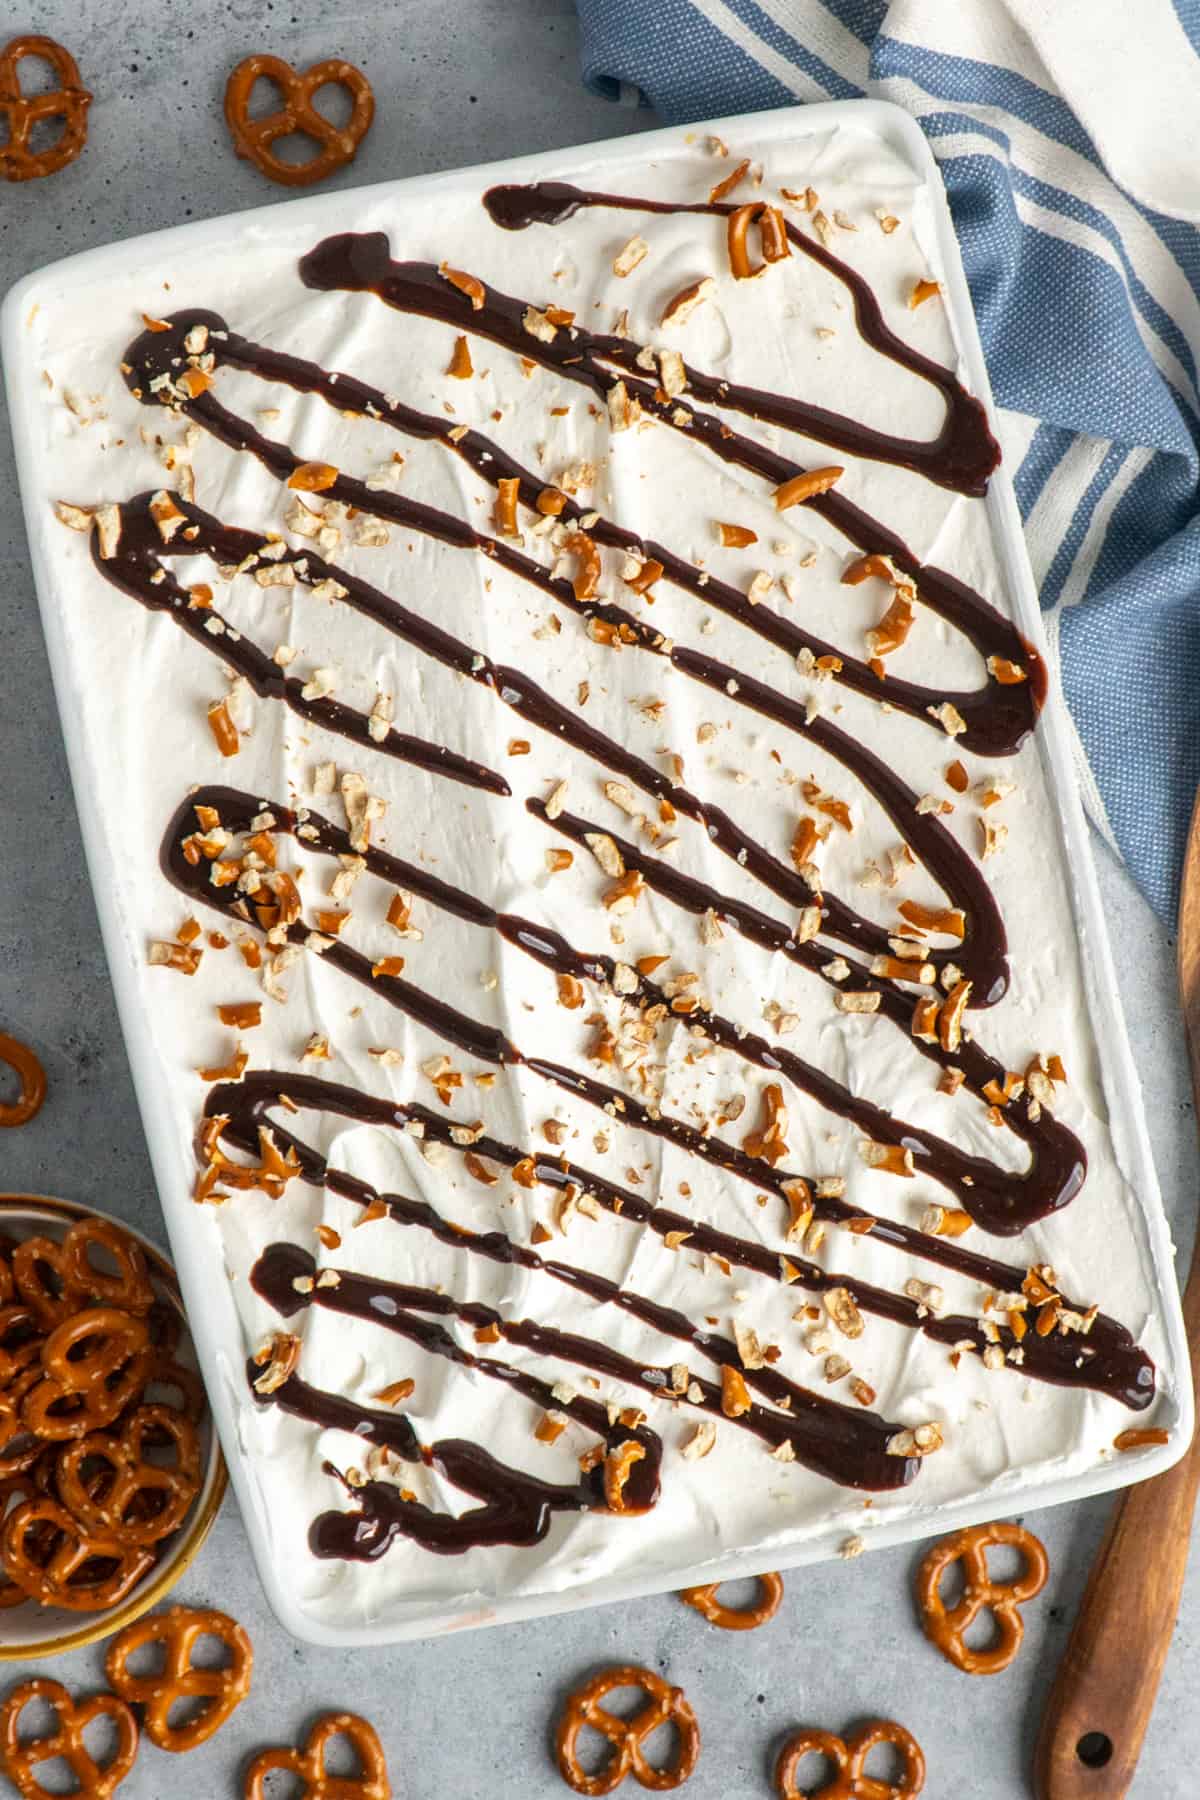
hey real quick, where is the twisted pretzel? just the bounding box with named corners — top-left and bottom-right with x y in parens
top-left (0, 1679), bottom-right (137, 1798)
top-left (62, 1220), bottom-right (155, 1315)
top-left (0, 1360), bottom-right (43, 1432)
top-left (556, 1666), bottom-right (700, 1794)
top-left (244, 1711), bottom-right (390, 1797)
top-left (0, 1307), bottom-right (42, 1395)
top-left (775, 1721), bottom-right (925, 1800)
top-left (0, 1033), bottom-right (47, 1123)
top-left (43, 1308), bottom-right (150, 1392)
top-left (106, 1605), bottom-right (253, 1752)
top-left (11, 1236), bottom-right (80, 1328)
top-left (0, 1494), bottom-right (154, 1610)
top-left (915, 1521), bottom-right (1048, 1675)
top-left (680, 1571), bottom-right (783, 1630)
top-left (0, 1473), bottom-right (42, 1608)
top-left (224, 54), bottom-right (374, 188)
top-left (56, 1404), bottom-right (200, 1544)
top-left (23, 1312), bottom-right (151, 1441)
top-left (0, 1370), bottom-right (45, 1477)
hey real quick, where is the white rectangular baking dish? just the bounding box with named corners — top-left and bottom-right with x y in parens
top-left (4, 98), bottom-right (1191, 1647)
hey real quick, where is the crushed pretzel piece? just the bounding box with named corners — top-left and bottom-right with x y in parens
top-left (709, 157), bottom-right (751, 203)
top-left (858, 1139), bottom-right (914, 1178)
top-left (775, 467), bottom-right (843, 510)
top-left (720, 1364), bottom-right (752, 1417)
top-left (494, 476), bottom-right (520, 536)
top-left (288, 462), bottom-right (338, 492)
top-left (252, 1332), bottom-right (301, 1394)
top-left (681, 1421), bottom-right (717, 1460)
top-left (439, 262), bottom-right (485, 309)
top-left (447, 336), bottom-right (474, 379)
top-left (823, 1286), bottom-right (864, 1339)
top-left (612, 235), bottom-right (649, 278)
top-left (661, 276), bottom-right (716, 327)
top-left (938, 980), bottom-right (972, 1053)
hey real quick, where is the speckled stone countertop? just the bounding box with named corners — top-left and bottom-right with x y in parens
top-left (0, 5), bottom-right (1195, 1794)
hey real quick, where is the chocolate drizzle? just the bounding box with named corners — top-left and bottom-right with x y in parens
top-left (99, 487), bottom-right (1008, 998)
top-left (92, 492), bottom-right (508, 800)
top-left (165, 782), bottom-right (1078, 1232)
top-left (212, 1071), bottom-right (1152, 1412)
top-left (482, 181), bottom-right (999, 498)
top-left (252, 1240), bottom-right (674, 1557)
top-left (294, 230), bottom-right (1041, 757)
top-left (252, 1239), bottom-right (905, 1501)
top-left (63, 187), bottom-right (1157, 1577)
top-left (125, 278), bottom-right (1037, 761)
top-left (257, 1363), bottom-right (631, 1558)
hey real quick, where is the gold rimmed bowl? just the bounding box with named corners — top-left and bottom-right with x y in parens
top-left (0, 1193), bottom-right (226, 1658)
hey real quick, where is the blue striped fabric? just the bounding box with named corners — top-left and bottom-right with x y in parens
top-left (576, 0), bottom-right (1200, 925)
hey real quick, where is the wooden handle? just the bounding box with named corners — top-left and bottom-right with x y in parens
top-left (1037, 796), bottom-right (1200, 1800)
top-left (1033, 1400), bottom-right (1200, 1798)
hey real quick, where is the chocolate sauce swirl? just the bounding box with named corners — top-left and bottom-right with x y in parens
top-left (257, 1366), bottom-right (639, 1558)
top-left (252, 1240), bottom-right (672, 1556)
top-left (99, 488), bottom-right (1009, 999)
top-left (208, 1071), bottom-right (1153, 1412)
top-left (482, 180), bottom-right (1000, 498)
top-left (293, 231), bottom-right (1042, 756)
top-left (166, 782), bottom-right (1076, 1232)
top-left (124, 301), bottom-right (1031, 760)
top-left (91, 493), bottom-right (508, 800)
top-left (252, 1241), bottom-right (906, 1493)
top-left (50, 170), bottom-right (1157, 1583)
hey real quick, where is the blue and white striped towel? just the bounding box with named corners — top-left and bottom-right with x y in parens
top-left (576, 0), bottom-right (1200, 925)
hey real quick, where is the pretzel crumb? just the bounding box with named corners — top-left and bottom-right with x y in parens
top-left (252, 1332), bottom-right (301, 1393)
top-left (823, 1287), bottom-right (865, 1339)
top-left (681, 1421), bottom-right (717, 1460)
top-left (661, 277), bottom-right (716, 328)
top-left (613, 235), bottom-right (649, 278)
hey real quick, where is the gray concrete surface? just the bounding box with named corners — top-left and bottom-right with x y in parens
top-left (0, 4), bottom-right (1195, 1794)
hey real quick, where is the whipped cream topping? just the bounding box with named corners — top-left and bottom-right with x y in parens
top-left (10, 116), bottom-right (1183, 1635)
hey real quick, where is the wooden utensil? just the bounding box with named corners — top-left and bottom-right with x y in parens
top-left (1033, 793), bottom-right (1200, 1798)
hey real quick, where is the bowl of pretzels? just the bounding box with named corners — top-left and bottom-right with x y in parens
top-left (0, 1193), bottom-right (225, 1655)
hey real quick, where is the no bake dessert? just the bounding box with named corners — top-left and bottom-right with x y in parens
top-left (8, 114), bottom-right (1182, 1634)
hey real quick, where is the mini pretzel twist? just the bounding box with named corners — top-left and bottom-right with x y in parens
top-left (243, 1711), bottom-right (390, 1797)
top-left (62, 1220), bottom-right (156, 1315)
top-left (0, 1366), bottom-right (46, 1476)
top-left (775, 1721), bottom-right (925, 1800)
top-left (0, 1033), bottom-right (47, 1125)
top-left (223, 54), bottom-right (375, 188)
top-left (22, 1308), bottom-right (151, 1441)
top-left (680, 1571), bottom-right (783, 1630)
top-left (556, 1666), bottom-right (700, 1794)
top-left (56, 1404), bottom-right (200, 1544)
top-left (42, 1308), bottom-right (150, 1393)
top-left (106, 1605), bottom-right (253, 1752)
top-left (11, 1237), bottom-right (81, 1328)
top-left (0, 1679), bottom-right (138, 1798)
top-left (0, 1495), bottom-right (154, 1611)
top-left (0, 1306), bottom-right (42, 1395)
top-left (0, 1474), bottom-right (42, 1608)
top-left (915, 1521), bottom-right (1048, 1675)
